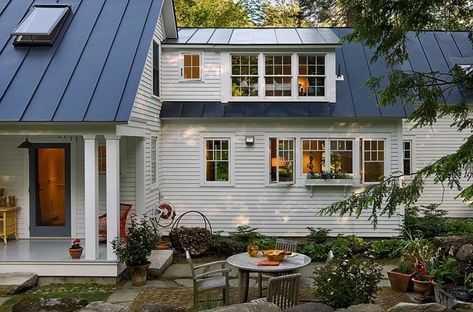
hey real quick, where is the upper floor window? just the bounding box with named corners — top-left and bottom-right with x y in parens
top-left (182, 53), bottom-right (201, 80)
top-left (298, 55), bottom-right (325, 96)
top-left (269, 138), bottom-right (295, 183)
top-left (152, 41), bottom-right (159, 97)
top-left (265, 55), bottom-right (292, 97)
top-left (231, 55), bottom-right (258, 97)
top-left (205, 139), bottom-right (230, 182)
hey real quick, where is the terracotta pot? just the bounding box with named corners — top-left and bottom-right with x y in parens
top-left (129, 262), bottom-right (151, 286)
top-left (413, 278), bottom-right (432, 302)
top-left (387, 269), bottom-right (415, 292)
top-left (69, 247), bottom-right (83, 259)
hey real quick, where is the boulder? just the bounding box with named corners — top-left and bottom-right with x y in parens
top-left (335, 304), bottom-right (384, 312)
top-left (456, 244), bottom-right (473, 262)
top-left (84, 301), bottom-right (130, 312)
top-left (433, 236), bottom-right (460, 249)
top-left (387, 302), bottom-right (448, 312)
top-left (132, 304), bottom-right (185, 312)
top-left (284, 302), bottom-right (334, 312)
top-left (202, 302), bottom-right (282, 312)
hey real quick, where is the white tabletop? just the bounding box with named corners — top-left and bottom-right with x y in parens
top-left (226, 252), bottom-right (311, 273)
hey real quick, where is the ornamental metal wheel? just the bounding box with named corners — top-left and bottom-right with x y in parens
top-left (145, 202), bottom-right (176, 230)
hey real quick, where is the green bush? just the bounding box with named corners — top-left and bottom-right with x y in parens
top-left (306, 226), bottom-right (331, 244)
top-left (430, 257), bottom-right (462, 285)
top-left (402, 205), bottom-right (449, 238)
top-left (446, 219), bottom-right (473, 236)
top-left (228, 225), bottom-right (263, 245)
top-left (298, 235), bottom-right (366, 262)
top-left (370, 239), bottom-right (405, 258)
top-left (297, 241), bottom-right (330, 262)
top-left (313, 257), bottom-right (383, 309)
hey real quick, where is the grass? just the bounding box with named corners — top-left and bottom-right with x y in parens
top-left (0, 284), bottom-right (115, 312)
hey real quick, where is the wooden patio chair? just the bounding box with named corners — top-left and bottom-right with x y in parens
top-left (98, 203), bottom-right (132, 242)
top-left (258, 239), bottom-right (299, 297)
top-left (251, 273), bottom-right (301, 310)
top-left (185, 249), bottom-right (230, 310)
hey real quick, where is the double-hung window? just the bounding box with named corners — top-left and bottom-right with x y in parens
top-left (361, 139), bottom-right (385, 183)
top-left (330, 139), bottom-right (353, 174)
top-left (298, 55), bottom-right (325, 96)
top-left (269, 138), bottom-right (295, 183)
top-left (265, 55), bottom-right (292, 96)
top-left (403, 140), bottom-right (412, 175)
top-left (152, 41), bottom-right (159, 97)
top-left (205, 139), bottom-right (230, 183)
top-left (182, 53), bottom-right (201, 80)
top-left (231, 55), bottom-right (259, 97)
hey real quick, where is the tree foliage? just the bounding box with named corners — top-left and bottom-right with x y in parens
top-left (262, 0), bottom-right (312, 27)
top-left (318, 0), bottom-right (473, 226)
top-left (174, 0), bottom-right (251, 27)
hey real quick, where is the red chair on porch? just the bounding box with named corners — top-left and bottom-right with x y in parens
top-left (98, 203), bottom-right (132, 242)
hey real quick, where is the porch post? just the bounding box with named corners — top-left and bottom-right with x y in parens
top-left (83, 135), bottom-right (99, 260)
top-left (105, 135), bottom-right (120, 261)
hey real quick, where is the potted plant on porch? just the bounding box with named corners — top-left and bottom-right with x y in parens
top-left (112, 215), bottom-right (159, 286)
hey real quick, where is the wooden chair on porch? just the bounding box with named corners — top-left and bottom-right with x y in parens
top-left (98, 203), bottom-right (132, 242)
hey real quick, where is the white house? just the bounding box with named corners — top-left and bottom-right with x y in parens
top-left (0, 0), bottom-right (471, 279)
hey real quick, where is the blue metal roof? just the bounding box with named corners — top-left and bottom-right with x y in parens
top-left (162, 29), bottom-right (472, 119)
top-left (0, 0), bottom-right (163, 122)
top-left (164, 27), bottom-right (340, 45)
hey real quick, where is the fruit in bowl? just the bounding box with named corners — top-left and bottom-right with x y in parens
top-left (263, 249), bottom-right (286, 261)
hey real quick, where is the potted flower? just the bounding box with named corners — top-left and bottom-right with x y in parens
top-left (387, 258), bottom-right (415, 292)
top-left (112, 215), bottom-right (159, 286)
top-left (412, 263), bottom-right (432, 301)
top-left (305, 170), bottom-right (354, 186)
top-left (69, 239), bottom-right (83, 259)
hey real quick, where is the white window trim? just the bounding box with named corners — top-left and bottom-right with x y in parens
top-left (179, 52), bottom-right (204, 82)
top-left (200, 135), bottom-right (235, 187)
top-left (150, 136), bottom-right (158, 187)
top-left (361, 137), bottom-right (390, 185)
top-left (229, 53), bottom-right (260, 98)
top-left (402, 136), bottom-right (416, 176)
top-left (226, 52), bottom-right (333, 103)
top-left (297, 53), bottom-right (327, 98)
top-left (151, 40), bottom-right (161, 100)
top-left (266, 136), bottom-right (296, 186)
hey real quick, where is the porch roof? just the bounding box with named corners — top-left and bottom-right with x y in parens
top-left (0, 0), bottom-right (163, 122)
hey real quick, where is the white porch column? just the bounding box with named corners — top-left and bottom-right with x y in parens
top-left (105, 136), bottom-right (120, 260)
top-left (84, 135), bottom-right (99, 260)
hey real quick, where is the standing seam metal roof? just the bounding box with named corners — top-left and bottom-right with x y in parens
top-left (0, 0), bottom-right (163, 122)
top-left (161, 28), bottom-right (472, 119)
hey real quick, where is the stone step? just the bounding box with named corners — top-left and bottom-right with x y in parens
top-left (0, 272), bottom-right (37, 295)
top-left (148, 250), bottom-right (174, 279)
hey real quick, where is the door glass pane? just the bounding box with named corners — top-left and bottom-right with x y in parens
top-left (36, 148), bottom-right (66, 226)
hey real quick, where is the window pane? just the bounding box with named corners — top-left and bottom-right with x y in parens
top-left (191, 54), bottom-right (200, 66)
top-left (13, 6), bottom-right (69, 35)
top-left (303, 151), bottom-right (325, 173)
top-left (364, 162), bottom-right (383, 182)
top-left (184, 67), bottom-right (191, 79)
top-left (232, 65), bottom-right (240, 75)
top-left (404, 160), bottom-right (411, 175)
top-left (331, 151), bottom-right (353, 173)
top-left (316, 55), bottom-right (325, 65)
top-left (191, 67), bottom-right (200, 79)
top-left (184, 55), bottom-right (191, 66)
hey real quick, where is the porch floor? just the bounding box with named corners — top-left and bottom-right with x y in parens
top-left (1, 239), bottom-right (107, 262)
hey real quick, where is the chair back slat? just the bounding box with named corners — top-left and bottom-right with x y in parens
top-left (275, 239), bottom-right (298, 252)
top-left (267, 273), bottom-right (300, 310)
top-left (185, 250), bottom-right (196, 278)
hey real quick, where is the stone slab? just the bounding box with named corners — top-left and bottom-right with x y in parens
top-left (148, 250), bottom-right (174, 279)
top-left (0, 296), bottom-right (10, 306)
top-left (107, 288), bottom-right (141, 304)
top-left (0, 273), bottom-right (37, 295)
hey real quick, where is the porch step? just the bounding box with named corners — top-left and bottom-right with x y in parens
top-left (148, 250), bottom-right (173, 279)
top-left (0, 272), bottom-right (37, 295)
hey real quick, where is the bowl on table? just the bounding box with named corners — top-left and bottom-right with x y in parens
top-left (263, 249), bottom-right (287, 261)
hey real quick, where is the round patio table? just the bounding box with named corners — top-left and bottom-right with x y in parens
top-left (226, 252), bottom-right (311, 303)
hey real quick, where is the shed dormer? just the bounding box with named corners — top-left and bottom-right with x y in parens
top-left (161, 28), bottom-right (340, 104)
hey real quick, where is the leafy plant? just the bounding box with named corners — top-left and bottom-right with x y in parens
top-left (446, 219), bottom-right (473, 236)
top-left (402, 205), bottom-right (449, 238)
top-left (397, 259), bottom-right (414, 274)
top-left (228, 225), bottom-right (263, 245)
top-left (306, 171), bottom-right (352, 180)
top-left (298, 241), bottom-right (330, 262)
top-left (298, 235), bottom-right (366, 262)
top-left (112, 215), bottom-right (159, 267)
top-left (70, 238), bottom-right (82, 249)
top-left (313, 257), bottom-right (382, 309)
top-left (429, 257), bottom-right (462, 285)
top-left (306, 226), bottom-right (331, 244)
top-left (370, 239), bottom-right (404, 258)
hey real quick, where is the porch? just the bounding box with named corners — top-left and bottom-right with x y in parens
top-left (0, 239), bottom-right (122, 277)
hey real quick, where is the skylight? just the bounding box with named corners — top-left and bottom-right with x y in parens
top-left (11, 5), bottom-right (71, 46)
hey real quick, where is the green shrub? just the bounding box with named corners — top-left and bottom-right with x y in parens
top-left (297, 241), bottom-right (329, 262)
top-left (228, 225), bottom-right (263, 245)
top-left (446, 219), bottom-right (473, 236)
top-left (370, 239), bottom-right (405, 258)
top-left (306, 226), bottom-right (331, 244)
top-left (430, 257), bottom-right (462, 285)
top-left (313, 257), bottom-right (382, 309)
top-left (298, 235), bottom-right (366, 262)
top-left (402, 205), bottom-right (449, 238)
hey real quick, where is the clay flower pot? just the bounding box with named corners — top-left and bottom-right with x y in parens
top-left (413, 278), bottom-right (432, 302)
top-left (69, 247), bottom-right (83, 259)
top-left (128, 261), bottom-right (151, 286)
top-left (387, 269), bottom-right (415, 292)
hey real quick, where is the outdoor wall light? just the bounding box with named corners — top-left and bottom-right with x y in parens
top-left (17, 137), bottom-right (33, 149)
top-left (245, 136), bottom-right (255, 146)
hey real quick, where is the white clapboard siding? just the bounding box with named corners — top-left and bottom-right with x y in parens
top-left (161, 48), bottom-right (221, 101)
top-left (403, 117), bottom-right (473, 218)
top-left (160, 119), bottom-right (403, 237)
top-left (128, 16), bottom-right (166, 216)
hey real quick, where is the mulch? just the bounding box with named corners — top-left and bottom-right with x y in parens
top-left (132, 286), bottom-right (410, 312)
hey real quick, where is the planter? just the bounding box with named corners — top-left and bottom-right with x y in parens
top-left (305, 179), bottom-right (355, 187)
top-left (413, 279), bottom-right (432, 302)
top-left (68, 247), bottom-right (83, 259)
top-left (128, 261), bottom-right (151, 286)
top-left (387, 269), bottom-right (415, 292)
top-left (436, 286), bottom-right (472, 309)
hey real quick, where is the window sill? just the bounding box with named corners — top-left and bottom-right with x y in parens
top-left (305, 179), bottom-right (355, 187)
top-left (200, 182), bottom-right (235, 187)
top-left (266, 182), bottom-right (294, 188)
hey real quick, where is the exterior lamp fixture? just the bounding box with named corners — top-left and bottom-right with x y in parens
top-left (17, 137), bottom-right (33, 149)
top-left (336, 64), bottom-right (344, 81)
top-left (245, 136), bottom-right (254, 146)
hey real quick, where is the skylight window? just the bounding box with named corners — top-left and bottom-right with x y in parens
top-left (11, 5), bottom-right (71, 46)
